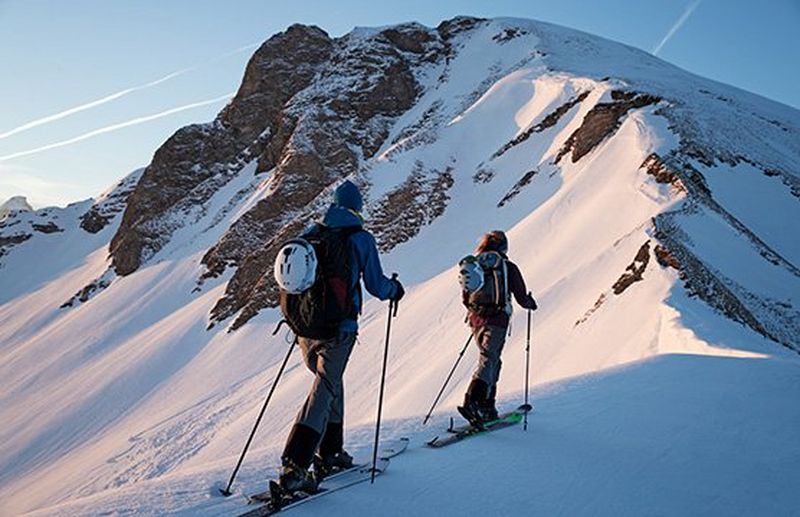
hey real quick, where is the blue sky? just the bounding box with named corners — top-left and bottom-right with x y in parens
top-left (1, 0), bottom-right (798, 207)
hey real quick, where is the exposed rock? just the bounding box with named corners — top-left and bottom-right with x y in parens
top-left (556, 91), bottom-right (661, 164)
top-left (654, 244), bottom-right (682, 271)
top-left (612, 240), bottom-right (651, 295)
top-left (200, 151), bottom-right (330, 280)
top-left (80, 211), bottom-right (110, 234)
top-left (575, 293), bottom-right (606, 327)
top-left (662, 156), bottom-right (799, 275)
top-left (653, 218), bottom-right (797, 350)
top-left (493, 90), bottom-right (591, 160)
top-left (32, 222), bottom-right (63, 234)
top-left (80, 171), bottom-right (141, 234)
top-left (381, 25), bottom-right (433, 54)
top-left (576, 239), bottom-right (652, 325)
top-left (667, 159), bottom-right (712, 197)
top-left (493, 27), bottom-right (528, 44)
top-left (82, 16), bottom-right (797, 354)
top-left (436, 16), bottom-right (488, 40)
top-left (0, 233), bottom-right (31, 258)
top-left (763, 167), bottom-right (800, 201)
top-left (211, 218), bottom-right (309, 331)
top-left (640, 153), bottom-right (686, 192)
top-left (109, 25), bottom-right (334, 276)
top-left (498, 169), bottom-right (538, 207)
top-left (60, 275), bottom-right (112, 308)
top-left (385, 100), bottom-right (445, 159)
top-left (473, 167), bottom-right (496, 184)
top-left (645, 144), bottom-right (799, 352)
top-left (203, 27), bottom-right (438, 328)
top-left (369, 162), bottom-right (455, 253)
top-left (220, 25), bottom-right (333, 145)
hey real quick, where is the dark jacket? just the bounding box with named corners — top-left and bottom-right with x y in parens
top-left (305, 205), bottom-right (398, 332)
top-left (464, 254), bottom-right (537, 329)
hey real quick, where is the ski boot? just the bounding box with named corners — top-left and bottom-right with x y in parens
top-left (483, 386), bottom-right (499, 422)
top-left (278, 459), bottom-right (319, 494)
top-left (458, 379), bottom-right (490, 429)
top-left (457, 400), bottom-right (488, 430)
top-left (481, 403), bottom-right (499, 423)
top-left (313, 449), bottom-right (354, 480)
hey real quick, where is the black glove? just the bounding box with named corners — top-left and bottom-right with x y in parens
top-left (527, 295), bottom-right (538, 311)
top-left (390, 278), bottom-right (405, 302)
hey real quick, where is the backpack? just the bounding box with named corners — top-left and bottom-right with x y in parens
top-left (462, 251), bottom-right (511, 318)
top-left (275, 225), bottom-right (362, 339)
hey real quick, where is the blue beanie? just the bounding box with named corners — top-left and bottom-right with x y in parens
top-left (333, 180), bottom-right (363, 212)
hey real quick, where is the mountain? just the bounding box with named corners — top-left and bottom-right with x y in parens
top-left (0, 195), bottom-right (33, 220)
top-left (1, 17), bottom-right (798, 516)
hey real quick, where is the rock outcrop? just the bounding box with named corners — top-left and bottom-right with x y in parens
top-left (556, 91), bottom-right (661, 164)
top-left (369, 161), bottom-right (455, 253)
top-left (612, 241), bottom-right (651, 295)
top-left (109, 25), bottom-right (334, 276)
top-left (202, 23), bottom-right (443, 329)
top-left (80, 171), bottom-right (142, 234)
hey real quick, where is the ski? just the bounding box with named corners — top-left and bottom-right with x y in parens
top-left (426, 404), bottom-right (533, 448)
top-left (238, 437), bottom-right (409, 516)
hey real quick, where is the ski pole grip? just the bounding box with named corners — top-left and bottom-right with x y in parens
top-left (272, 319), bottom-right (287, 336)
top-left (391, 273), bottom-right (399, 317)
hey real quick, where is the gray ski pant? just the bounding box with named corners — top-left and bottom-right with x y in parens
top-left (471, 324), bottom-right (508, 391)
top-left (293, 332), bottom-right (357, 435)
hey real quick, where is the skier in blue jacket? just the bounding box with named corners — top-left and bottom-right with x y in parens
top-left (278, 180), bottom-right (404, 493)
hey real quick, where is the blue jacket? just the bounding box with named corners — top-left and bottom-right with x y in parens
top-left (305, 205), bottom-right (397, 332)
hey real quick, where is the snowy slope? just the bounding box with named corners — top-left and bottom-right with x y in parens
top-left (0, 196), bottom-right (33, 220)
top-left (1, 16), bottom-right (799, 516)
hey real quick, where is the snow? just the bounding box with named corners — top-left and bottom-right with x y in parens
top-left (19, 314), bottom-right (800, 516)
top-left (0, 196), bottom-right (33, 219)
top-left (701, 162), bottom-right (800, 268)
top-left (1, 16), bottom-right (799, 517)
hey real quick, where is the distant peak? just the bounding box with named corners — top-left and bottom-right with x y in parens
top-left (0, 195), bottom-right (33, 212)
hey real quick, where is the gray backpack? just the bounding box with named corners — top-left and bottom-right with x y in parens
top-left (464, 251), bottom-right (511, 317)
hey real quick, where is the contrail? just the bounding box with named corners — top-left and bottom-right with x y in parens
top-left (652, 0), bottom-right (702, 55)
top-left (0, 93), bottom-right (234, 162)
top-left (0, 70), bottom-right (189, 140)
top-left (210, 43), bottom-right (260, 63)
top-left (0, 42), bottom-right (258, 141)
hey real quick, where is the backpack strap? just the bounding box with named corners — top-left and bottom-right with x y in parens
top-left (502, 258), bottom-right (512, 316)
top-left (329, 225), bottom-right (366, 318)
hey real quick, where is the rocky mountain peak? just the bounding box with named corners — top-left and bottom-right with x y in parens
top-left (48, 16), bottom-right (799, 350)
top-left (108, 24), bottom-right (335, 276)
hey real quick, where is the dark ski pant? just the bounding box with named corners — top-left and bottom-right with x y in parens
top-left (294, 332), bottom-right (357, 435)
top-left (471, 324), bottom-right (507, 397)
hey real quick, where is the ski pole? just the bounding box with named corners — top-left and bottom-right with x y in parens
top-left (371, 273), bottom-right (398, 484)
top-left (220, 335), bottom-right (297, 496)
top-left (422, 333), bottom-right (473, 425)
top-left (524, 294), bottom-right (532, 431)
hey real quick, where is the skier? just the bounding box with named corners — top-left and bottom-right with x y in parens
top-left (458, 230), bottom-right (537, 424)
top-left (275, 180), bottom-right (404, 494)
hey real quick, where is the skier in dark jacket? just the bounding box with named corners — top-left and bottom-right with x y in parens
top-left (459, 230), bottom-right (537, 424)
top-left (277, 180), bottom-right (404, 493)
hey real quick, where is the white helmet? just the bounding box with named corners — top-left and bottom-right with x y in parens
top-left (458, 255), bottom-right (484, 292)
top-left (274, 239), bottom-right (318, 294)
